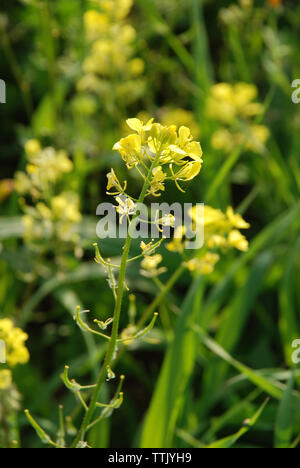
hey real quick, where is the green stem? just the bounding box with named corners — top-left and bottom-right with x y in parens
top-left (72, 156), bottom-right (161, 447)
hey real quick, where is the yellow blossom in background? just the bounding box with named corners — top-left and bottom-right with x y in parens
top-left (186, 253), bottom-right (220, 275)
top-left (0, 370), bottom-right (12, 390)
top-left (15, 142), bottom-right (81, 248)
top-left (140, 254), bottom-right (167, 278)
top-left (206, 83), bottom-right (269, 154)
top-left (78, 0), bottom-right (145, 111)
top-left (167, 226), bottom-right (186, 253)
top-left (189, 205), bottom-right (250, 253)
top-left (0, 319), bottom-right (29, 368)
top-left (24, 139), bottom-right (41, 158)
top-left (166, 205), bottom-right (250, 276)
top-left (15, 143), bottom-right (73, 197)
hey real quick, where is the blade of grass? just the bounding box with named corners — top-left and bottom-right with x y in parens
top-left (199, 252), bottom-right (274, 413)
top-left (274, 371), bottom-right (295, 448)
top-left (140, 277), bottom-right (204, 448)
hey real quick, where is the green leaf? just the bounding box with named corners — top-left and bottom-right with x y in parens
top-left (205, 398), bottom-right (269, 448)
top-left (279, 239), bottom-right (300, 365)
top-left (140, 277), bottom-right (204, 448)
top-left (274, 371), bottom-right (295, 448)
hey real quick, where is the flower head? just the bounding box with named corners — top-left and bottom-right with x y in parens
top-left (0, 319), bottom-right (29, 367)
top-left (115, 196), bottom-right (136, 223)
top-left (0, 369), bottom-right (12, 390)
top-left (113, 117), bottom-right (203, 194)
top-left (106, 168), bottom-right (127, 195)
top-left (140, 254), bottom-right (167, 278)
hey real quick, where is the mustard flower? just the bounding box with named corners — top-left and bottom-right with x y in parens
top-left (0, 319), bottom-right (29, 368)
top-left (185, 253), bottom-right (220, 275)
top-left (113, 118), bottom-right (203, 194)
top-left (0, 369), bottom-right (12, 390)
top-left (207, 82), bottom-right (269, 155)
top-left (106, 168), bottom-right (127, 195)
top-left (115, 196), bottom-right (136, 223)
top-left (140, 254), bottom-right (167, 278)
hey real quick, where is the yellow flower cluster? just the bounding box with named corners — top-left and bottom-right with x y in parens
top-left (206, 83), bottom-right (270, 154)
top-left (112, 117), bottom-right (203, 194)
top-left (0, 369), bottom-right (12, 390)
top-left (78, 0), bottom-right (145, 106)
top-left (15, 140), bottom-right (73, 199)
top-left (168, 206), bottom-right (250, 275)
top-left (0, 319), bottom-right (29, 390)
top-left (15, 140), bottom-right (81, 246)
top-left (140, 254), bottom-right (167, 278)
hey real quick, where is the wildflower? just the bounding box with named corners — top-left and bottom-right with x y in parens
top-left (147, 166), bottom-right (166, 197)
top-left (84, 11), bottom-right (110, 41)
top-left (113, 134), bottom-right (142, 169)
top-left (115, 196), bottom-right (136, 223)
top-left (228, 230), bottom-right (249, 251)
top-left (207, 82), bottom-right (269, 155)
top-left (0, 369), bottom-right (12, 390)
top-left (0, 319), bottom-right (29, 367)
top-left (189, 205), bottom-right (250, 253)
top-left (186, 253), bottom-right (220, 275)
top-left (159, 214), bottom-right (175, 228)
top-left (51, 193), bottom-right (82, 224)
top-left (128, 58), bottom-right (145, 76)
top-left (114, 117), bottom-right (203, 193)
top-left (24, 139), bottom-right (41, 157)
top-left (226, 206), bottom-right (250, 229)
top-left (107, 168), bottom-right (127, 195)
top-left (140, 254), bottom-right (167, 278)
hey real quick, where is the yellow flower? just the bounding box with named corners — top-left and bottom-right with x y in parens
top-left (113, 134), bottom-right (142, 169)
top-left (0, 369), bottom-right (12, 390)
top-left (207, 82), bottom-right (263, 123)
top-left (24, 139), bottom-right (41, 157)
top-left (245, 125), bottom-right (270, 153)
top-left (189, 205), bottom-right (250, 253)
top-left (228, 230), bottom-right (249, 251)
top-left (115, 196), bottom-right (136, 223)
top-left (0, 319), bottom-right (29, 367)
top-left (128, 58), bottom-right (145, 76)
top-left (140, 254), bottom-right (167, 278)
top-left (226, 206), bottom-right (250, 229)
top-left (14, 172), bottom-right (32, 195)
top-left (148, 166), bottom-right (166, 197)
top-left (51, 193), bottom-right (81, 223)
top-left (84, 10), bottom-right (110, 40)
top-left (106, 168), bottom-right (127, 195)
top-left (186, 253), bottom-right (220, 275)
